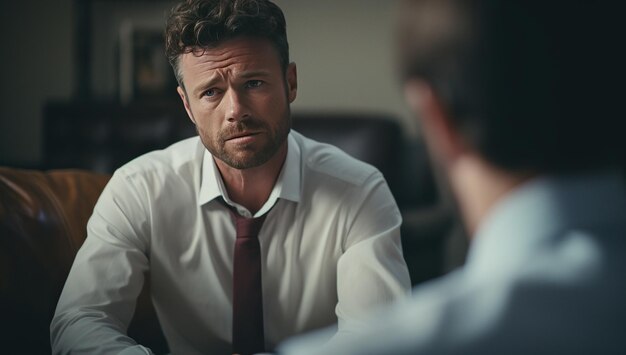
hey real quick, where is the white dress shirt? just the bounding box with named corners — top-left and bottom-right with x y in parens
top-left (280, 170), bottom-right (626, 355)
top-left (51, 131), bottom-right (411, 355)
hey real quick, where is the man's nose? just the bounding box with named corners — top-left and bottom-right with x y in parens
top-left (225, 88), bottom-right (250, 122)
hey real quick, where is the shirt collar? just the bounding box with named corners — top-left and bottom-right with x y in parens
top-left (197, 132), bottom-right (302, 215)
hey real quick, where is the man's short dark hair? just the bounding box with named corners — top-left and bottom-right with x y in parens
top-left (398, 0), bottom-right (625, 173)
top-left (165, 0), bottom-right (289, 87)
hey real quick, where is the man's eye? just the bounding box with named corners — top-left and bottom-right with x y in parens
top-left (246, 80), bottom-right (263, 88)
top-left (204, 89), bottom-right (217, 97)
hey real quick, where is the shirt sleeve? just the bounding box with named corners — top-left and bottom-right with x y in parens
top-left (50, 170), bottom-right (155, 355)
top-left (334, 171), bottom-right (411, 336)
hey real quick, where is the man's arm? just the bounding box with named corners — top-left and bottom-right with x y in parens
top-left (50, 171), bottom-right (154, 355)
top-left (334, 171), bottom-right (411, 335)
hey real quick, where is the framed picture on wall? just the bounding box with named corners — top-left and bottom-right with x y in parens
top-left (77, 0), bottom-right (177, 100)
top-left (118, 21), bottom-right (177, 103)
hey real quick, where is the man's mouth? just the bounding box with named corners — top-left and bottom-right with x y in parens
top-left (225, 131), bottom-right (261, 142)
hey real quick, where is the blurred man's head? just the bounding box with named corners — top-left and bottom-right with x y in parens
top-left (398, 0), bottom-right (624, 174)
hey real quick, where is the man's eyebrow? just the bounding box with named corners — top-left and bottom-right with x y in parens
top-left (193, 76), bottom-right (222, 97)
top-left (239, 70), bottom-right (272, 79)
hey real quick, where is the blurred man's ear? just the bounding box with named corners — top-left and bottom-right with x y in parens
top-left (177, 86), bottom-right (196, 125)
top-left (286, 62), bottom-right (298, 103)
top-left (404, 80), bottom-right (463, 165)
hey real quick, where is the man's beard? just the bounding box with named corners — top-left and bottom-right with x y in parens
top-left (196, 109), bottom-right (291, 170)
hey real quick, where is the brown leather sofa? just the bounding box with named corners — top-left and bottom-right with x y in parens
top-left (0, 167), bottom-right (168, 354)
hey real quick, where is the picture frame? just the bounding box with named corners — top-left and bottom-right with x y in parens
top-left (118, 21), bottom-right (177, 103)
top-left (81, 0), bottom-right (177, 101)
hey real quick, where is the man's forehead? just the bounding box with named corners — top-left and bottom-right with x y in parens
top-left (180, 37), bottom-right (278, 70)
top-left (180, 49), bottom-right (254, 74)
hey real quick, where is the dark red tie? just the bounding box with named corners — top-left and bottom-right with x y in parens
top-left (231, 211), bottom-right (267, 355)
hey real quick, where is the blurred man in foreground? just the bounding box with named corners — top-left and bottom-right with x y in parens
top-left (280, 0), bottom-right (626, 353)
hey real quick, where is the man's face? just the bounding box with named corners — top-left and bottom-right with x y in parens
top-left (177, 37), bottom-right (297, 169)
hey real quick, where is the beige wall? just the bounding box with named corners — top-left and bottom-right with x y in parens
top-left (0, 0), bottom-right (74, 166)
top-left (274, 0), bottom-right (415, 134)
top-left (0, 0), bottom-right (416, 166)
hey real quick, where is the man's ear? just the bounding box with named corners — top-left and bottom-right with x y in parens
top-left (286, 62), bottom-right (298, 103)
top-left (404, 80), bottom-right (463, 163)
top-left (177, 86), bottom-right (196, 125)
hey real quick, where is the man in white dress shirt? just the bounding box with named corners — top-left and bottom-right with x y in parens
top-left (280, 0), bottom-right (626, 354)
top-left (50, 0), bottom-right (410, 354)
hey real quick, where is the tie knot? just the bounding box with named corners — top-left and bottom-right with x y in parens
top-left (234, 214), bottom-right (267, 239)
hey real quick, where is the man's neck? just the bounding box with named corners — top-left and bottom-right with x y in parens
top-left (215, 143), bottom-right (288, 215)
top-left (449, 154), bottom-right (534, 237)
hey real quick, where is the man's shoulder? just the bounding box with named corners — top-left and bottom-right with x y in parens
top-left (292, 131), bottom-right (381, 187)
top-left (114, 136), bottom-right (202, 184)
